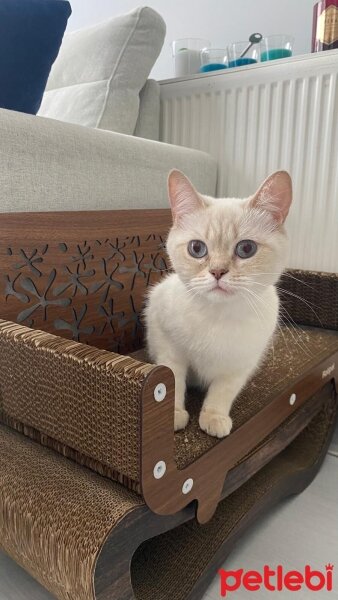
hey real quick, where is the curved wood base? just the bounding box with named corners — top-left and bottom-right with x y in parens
top-left (94, 382), bottom-right (337, 600)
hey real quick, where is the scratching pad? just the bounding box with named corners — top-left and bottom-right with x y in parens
top-left (0, 425), bottom-right (143, 600)
top-left (176, 326), bottom-right (338, 467)
top-left (1, 323), bottom-right (337, 485)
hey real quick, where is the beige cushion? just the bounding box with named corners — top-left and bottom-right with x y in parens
top-left (134, 79), bottom-right (160, 140)
top-left (38, 7), bottom-right (165, 134)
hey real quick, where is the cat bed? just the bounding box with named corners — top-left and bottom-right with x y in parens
top-left (0, 209), bottom-right (337, 600)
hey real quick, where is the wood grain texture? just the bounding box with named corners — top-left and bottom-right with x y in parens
top-left (0, 210), bottom-right (171, 352)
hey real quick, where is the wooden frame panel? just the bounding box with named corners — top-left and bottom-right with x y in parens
top-left (140, 350), bottom-right (338, 523)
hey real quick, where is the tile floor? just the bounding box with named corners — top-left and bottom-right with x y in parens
top-left (1, 425), bottom-right (337, 600)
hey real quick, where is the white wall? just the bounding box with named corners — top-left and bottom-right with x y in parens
top-left (68, 0), bottom-right (314, 80)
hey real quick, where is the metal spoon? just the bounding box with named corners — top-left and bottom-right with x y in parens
top-left (240, 33), bottom-right (263, 58)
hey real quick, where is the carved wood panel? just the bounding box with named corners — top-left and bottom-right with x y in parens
top-left (0, 210), bottom-right (172, 353)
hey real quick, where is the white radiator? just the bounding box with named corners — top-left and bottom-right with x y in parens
top-left (160, 51), bottom-right (338, 272)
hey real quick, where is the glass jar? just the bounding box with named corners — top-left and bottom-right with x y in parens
top-left (172, 38), bottom-right (210, 77)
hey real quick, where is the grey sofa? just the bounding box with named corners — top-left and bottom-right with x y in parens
top-left (0, 107), bottom-right (217, 213)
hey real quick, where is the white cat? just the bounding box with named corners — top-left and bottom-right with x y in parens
top-left (145, 169), bottom-right (292, 438)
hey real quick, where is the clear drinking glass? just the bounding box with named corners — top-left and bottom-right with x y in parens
top-left (261, 35), bottom-right (294, 61)
top-left (172, 38), bottom-right (210, 77)
top-left (228, 41), bottom-right (260, 68)
top-left (200, 48), bottom-right (228, 73)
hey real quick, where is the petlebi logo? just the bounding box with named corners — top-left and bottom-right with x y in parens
top-left (218, 564), bottom-right (334, 596)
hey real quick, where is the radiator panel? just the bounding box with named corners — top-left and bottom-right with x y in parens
top-left (160, 52), bottom-right (338, 272)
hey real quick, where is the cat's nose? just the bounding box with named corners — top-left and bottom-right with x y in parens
top-left (210, 269), bottom-right (228, 280)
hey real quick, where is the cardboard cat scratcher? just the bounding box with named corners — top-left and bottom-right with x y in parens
top-left (0, 209), bottom-right (337, 600)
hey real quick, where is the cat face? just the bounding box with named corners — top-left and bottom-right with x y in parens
top-left (166, 170), bottom-right (292, 304)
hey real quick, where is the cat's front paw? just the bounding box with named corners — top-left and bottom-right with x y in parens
top-left (199, 410), bottom-right (233, 438)
top-left (174, 408), bottom-right (189, 431)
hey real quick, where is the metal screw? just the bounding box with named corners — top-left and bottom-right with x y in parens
top-left (289, 393), bottom-right (297, 406)
top-left (182, 478), bottom-right (194, 494)
top-left (154, 383), bottom-right (167, 402)
top-left (153, 460), bottom-right (166, 479)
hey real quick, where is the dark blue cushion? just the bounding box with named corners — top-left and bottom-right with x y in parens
top-left (0, 0), bottom-right (72, 115)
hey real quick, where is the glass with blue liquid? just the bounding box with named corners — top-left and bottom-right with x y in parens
top-left (200, 48), bottom-right (228, 73)
top-left (228, 41), bottom-right (260, 68)
top-left (261, 35), bottom-right (293, 62)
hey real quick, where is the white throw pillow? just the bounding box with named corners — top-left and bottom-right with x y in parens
top-left (38, 6), bottom-right (166, 134)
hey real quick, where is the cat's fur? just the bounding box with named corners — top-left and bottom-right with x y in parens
top-left (145, 170), bottom-right (292, 437)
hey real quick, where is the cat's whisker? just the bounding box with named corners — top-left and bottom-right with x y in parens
top-left (242, 287), bottom-right (304, 356)
top-left (275, 286), bottom-right (319, 309)
top-left (276, 305), bottom-right (313, 357)
top-left (279, 272), bottom-right (315, 289)
top-left (241, 281), bottom-right (320, 317)
top-left (185, 286), bottom-right (204, 301)
top-left (187, 279), bottom-right (210, 289)
top-left (260, 296), bottom-right (310, 356)
top-left (243, 277), bottom-right (323, 328)
top-left (236, 284), bottom-right (275, 321)
top-left (244, 271), bottom-right (315, 289)
top-left (275, 287), bottom-right (323, 325)
top-left (234, 276), bottom-right (321, 325)
top-left (185, 279), bottom-right (218, 301)
top-left (237, 287), bottom-right (270, 331)
top-left (279, 314), bottom-right (313, 358)
top-left (238, 284), bottom-right (311, 357)
top-left (188, 277), bottom-right (212, 288)
top-left (237, 287), bottom-right (277, 363)
top-left (275, 321), bottom-right (291, 356)
top-left (278, 301), bottom-right (314, 340)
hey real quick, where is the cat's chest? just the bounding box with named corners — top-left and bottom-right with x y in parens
top-left (169, 292), bottom-right (276, 379)
top-left (156, 277), bottom-right (278, 375)
top-left (175, 307), bottom-right (262, 359)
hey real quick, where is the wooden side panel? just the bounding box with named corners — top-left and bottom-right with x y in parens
top-left (141, 348), bottom-right (338, 523)
top-left (0, 210), bottom-right (172, 353)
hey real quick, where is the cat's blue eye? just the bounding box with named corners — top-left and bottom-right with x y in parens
top-left (235, 240), bottom-right (257, 259)
top-left (188, 240), bottom-right (208, 258)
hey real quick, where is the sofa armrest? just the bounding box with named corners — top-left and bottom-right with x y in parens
top-left (0, 108), bottom-right (217, 213)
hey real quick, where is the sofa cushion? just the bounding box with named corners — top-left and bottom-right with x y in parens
top-left (134, 79), bottom-right (161, 140)
top-left (0, 109), bottom-right (217, 213)
top-left (0, 0), bottom-right (71, 115)
top-left (38, 7), bottom-right (166, 134)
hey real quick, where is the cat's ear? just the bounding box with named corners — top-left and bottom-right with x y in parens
top-left (249, 171), bottom-right (292, 224)
top-left (168, 170), bottom-right (205, 225)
